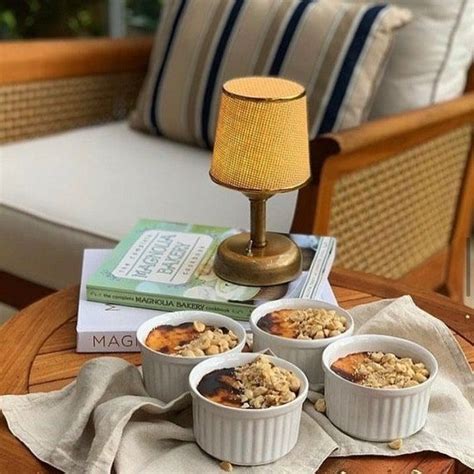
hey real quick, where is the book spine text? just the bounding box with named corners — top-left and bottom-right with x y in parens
top-left (87, 287), bottom-right (252, 321)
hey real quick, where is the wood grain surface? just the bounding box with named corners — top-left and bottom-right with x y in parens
top-left (0, 268), bottom-right (472, 473)
top-left (0, 37), bottom-right (153, 85)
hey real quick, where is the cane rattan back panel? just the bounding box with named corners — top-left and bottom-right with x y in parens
top-left (0, 72), bottom-right (144, 144)
top-left (329, 125), bottom-right (472, 279)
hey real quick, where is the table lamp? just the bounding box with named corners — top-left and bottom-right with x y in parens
top-left (210, 76), bottom-right (311, 286)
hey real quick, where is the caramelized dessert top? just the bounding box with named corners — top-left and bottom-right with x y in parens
top-left (257, 307), bottom-right (348, 340)
top-left (197, 355), bottom-right (301, 409)
top-left (331, 351), bottom-right (430, 389)
top-left (145, 320), bottom-right (239, 357)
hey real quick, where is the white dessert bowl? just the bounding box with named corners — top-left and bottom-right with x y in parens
top-left (137, 311), bottom-right (246, 402)
top-left (189, 352), bottom-right (309, 466)
top-left (250, 298), bottom-right (354, 388)
top-left (322, 334), bottom-right (438, 442)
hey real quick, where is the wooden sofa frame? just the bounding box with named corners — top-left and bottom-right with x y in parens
top-left (0, 38), bottom-right (472, 308)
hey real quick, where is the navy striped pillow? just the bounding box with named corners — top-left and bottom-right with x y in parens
top-left (130, 0), bottom-right (411, 148)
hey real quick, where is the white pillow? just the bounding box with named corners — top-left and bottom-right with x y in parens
top-left (347, 0), bottom-right (474, 118)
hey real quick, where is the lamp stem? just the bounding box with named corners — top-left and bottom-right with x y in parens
top-left (249, 197), bottom-right (267, 248)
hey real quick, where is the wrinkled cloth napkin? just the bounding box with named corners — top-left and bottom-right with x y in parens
top-left (1, 296), bottom-right (473, 473)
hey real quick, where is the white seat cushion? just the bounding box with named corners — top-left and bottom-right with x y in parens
top-left (0, 122), bottom-right (297, 240)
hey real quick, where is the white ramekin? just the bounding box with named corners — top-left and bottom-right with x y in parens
top-left (322, 335), bottom-right (438, 441)
top-left (189, 352), bottom-right (309, 466)
top-left (250, 298), bottom-right (354, 388)
top-left (137, 311), bottom-right (246, 402)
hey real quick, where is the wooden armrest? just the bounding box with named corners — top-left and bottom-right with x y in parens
top-left (293, 93), bottom-right (474, 233)
top-left (313, 92), bottom-right (474, 161)
top-left (0, 37), bottom-right (153, 85)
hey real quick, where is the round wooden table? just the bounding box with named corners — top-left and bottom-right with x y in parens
top-left (1, 268), bottom-right (472, 473)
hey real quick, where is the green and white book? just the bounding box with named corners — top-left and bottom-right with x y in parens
top-left (86, 219), bottom-right (336, 321)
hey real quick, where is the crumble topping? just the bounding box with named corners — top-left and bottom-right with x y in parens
top-left (175, 323), bottom-right (238, 357)
top-left (197, 355), bottom-right (301, 409)
top-left (146, 320), bottom-right (239, 357)
top-left (236, 355), bottom-right (301, 408)
top-left (258, 307), bottom-right (348, 340)
top-left (332, 351), bottom-right (430, 389)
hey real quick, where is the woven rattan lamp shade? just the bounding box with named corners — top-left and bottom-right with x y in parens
top-left (210, 77), bottom-right (310, 192)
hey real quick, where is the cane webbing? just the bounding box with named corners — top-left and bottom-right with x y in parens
top-left (329, 125), bottom-right (472, 279)
top-left (0, 72), bottom-right (144, 144)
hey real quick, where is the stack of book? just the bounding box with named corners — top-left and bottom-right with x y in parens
top-left (77, 220), bottom-right (337, 352)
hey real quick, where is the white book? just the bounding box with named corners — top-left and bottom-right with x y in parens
top-left (77, 249), bottom-right (338, 353)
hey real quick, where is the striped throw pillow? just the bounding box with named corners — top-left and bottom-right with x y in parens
top-left (130, 0), bottom-right (411, 148)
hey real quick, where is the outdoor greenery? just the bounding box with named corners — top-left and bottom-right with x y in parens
top-left (0, 0), bottom-right (161, 39)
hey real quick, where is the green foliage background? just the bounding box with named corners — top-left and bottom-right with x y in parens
top-left (0, 0), bottom-right (161, 39)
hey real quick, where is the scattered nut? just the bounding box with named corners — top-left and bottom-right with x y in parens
top-left (193, 320), bottom-right (206, 332)
top-left (414, 373), bottom-right (427, 383)
top-left (205, 344), bottom-right (220, 355)
top-left (370, 352), bottom-right (384, 363)
top-left (219, 460), bottom-right (233, 471)
top-left (181, 349), bottom-right (195, 357)
top-left (411, 470), bottom-right (422, 474)
top-left (388, 438), bottom-right (403, 450)
top-left (288, 374), bottom-right (301, 392)
top-left (314, 398), bottom-right (326, 413)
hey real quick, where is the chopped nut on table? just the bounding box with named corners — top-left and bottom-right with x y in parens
top-left (411, 470), bottom-right (422, 474)
top-left (314, 398), bottom-right (326, 413)
top-left (388, 438), bottom-right (403, 450)
top-left (219, 461), bottom-right (233, 471)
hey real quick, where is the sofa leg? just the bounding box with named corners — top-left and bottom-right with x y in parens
top-left (0, 271), bottom-right (54, 310)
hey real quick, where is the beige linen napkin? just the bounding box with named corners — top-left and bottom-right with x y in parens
top-left (1, 296), bottom-right (473, 473)
top-left (307, 297), bottom-right (474, 468)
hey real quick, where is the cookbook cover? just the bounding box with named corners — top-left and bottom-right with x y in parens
top-left (78, 249), bottom-right (338, 353)
top-left (86, 219), bottom-right (336, 320)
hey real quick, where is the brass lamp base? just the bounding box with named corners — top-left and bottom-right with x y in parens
top-left (214, 232), bottom-right (302, 286)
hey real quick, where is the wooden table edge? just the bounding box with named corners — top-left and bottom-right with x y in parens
top-left (0, 268), bottom-right (472, 473)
